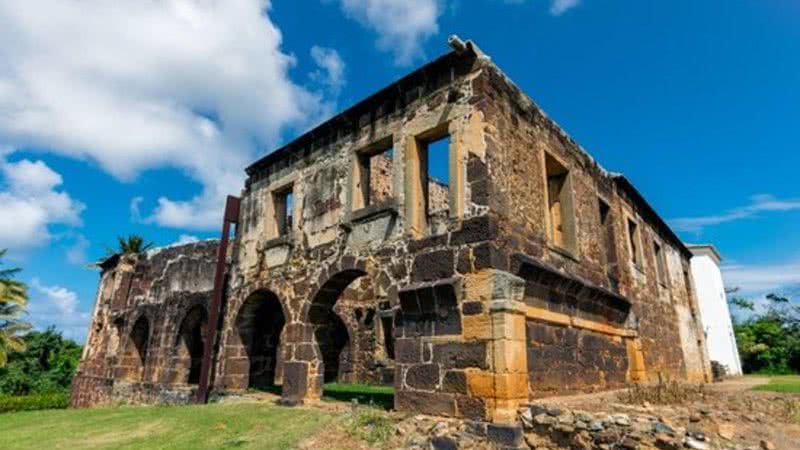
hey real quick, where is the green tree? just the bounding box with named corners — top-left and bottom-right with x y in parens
top-left (0, 328), bottom-right (82, 395)
top-left (105, 234), bottom-right (154, 257)
top-left (0, 249), bottom-right (31, 367)
top-left (733, 292), bottom-right (800, 374)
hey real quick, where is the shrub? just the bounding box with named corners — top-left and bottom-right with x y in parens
top-left (0, 391), bottom-right (69, 414)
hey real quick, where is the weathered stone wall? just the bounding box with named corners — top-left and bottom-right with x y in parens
top-left (469, 60), bottom-right (711, 393)
top-left (73, 43), bottom-right (710, 420)
top-left (70, 241), bottom-right (218, 407)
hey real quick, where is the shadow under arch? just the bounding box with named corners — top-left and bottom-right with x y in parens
top-left (175, 304), bottom-right (207, 385)
top-left (119, 315), bottom-right (149, 381)
top-left (233, 289), bottom-right (287, 390)
top-left (307, 269), bottom-right (368, 384)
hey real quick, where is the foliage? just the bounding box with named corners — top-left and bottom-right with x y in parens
top-left (0, 328), bottom-right (82, 396)
top-left (0, 401), bottom-right (338, 450)
top-left (0, 391), bottom-right (69, 414)
top-left (346, 409), bottom-right (394, 445)
top-left (104, 234), bottom-right (154, 257)
top-left (0, 249), bottom-right (31, 367)
top-left (733, 293), bottom-right (800, 374)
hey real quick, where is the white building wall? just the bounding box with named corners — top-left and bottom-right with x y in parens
top-left (688, 245), bottom-right (743, 375)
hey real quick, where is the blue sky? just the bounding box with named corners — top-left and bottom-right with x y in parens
top-left (1, 0), bottom-right (798, 342)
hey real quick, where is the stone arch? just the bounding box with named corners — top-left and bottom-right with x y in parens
top-left (306, 269), bottom-right (368, 384)
top-left (174, 305), bottom-right (207, 385)
top-left (229, 289), bottom-right (287, 390)
top-left (118, 315), bottom-right (150, 381)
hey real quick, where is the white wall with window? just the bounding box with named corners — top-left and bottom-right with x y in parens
top-left (688, 244), bottom-right (743, 375)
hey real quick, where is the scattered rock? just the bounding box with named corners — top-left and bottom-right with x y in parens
top-left (760, 440), bottom-right (776, 450)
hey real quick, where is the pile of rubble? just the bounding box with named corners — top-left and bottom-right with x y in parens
top-left (517, 402), bottom-right (770, 450)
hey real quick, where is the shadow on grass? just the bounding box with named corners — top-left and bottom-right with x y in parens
top-left (247, 383), bottom-right (395, 409)
top-left (322, 383), bottom-right (394, 410)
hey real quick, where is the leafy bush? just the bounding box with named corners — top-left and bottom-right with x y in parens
top-left (346, 409), bottom-right (394, 445)
top-left (732, 293), bottom-right (800, 374)
top-left (0, 391), bottom-right (69, 414)
top-left (0, 328), bottom-right (82, 396)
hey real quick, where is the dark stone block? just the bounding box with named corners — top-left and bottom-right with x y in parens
top-left (441, 370), bottom-right (467, 394)
top-left (408, 234), bottom-right (448, 253)
top-left (470, 179), bottom-right (489, 206)
top-left (456, 396), bottom-right (486, 421)
top-left (456, 249), bottom-right (471, 274)
top-left (487, 424), bottom-right (524, 447)
top-left (433, 342), bottom-right (488, 369)
top-left (395, 339), bottom-right (421, 363)
top-left (431, 436), bottom-right (457, 450)
top-left (450, 216), bottom-right (497, 246)
top-left (462, 301), bottom-right (483, 315)
top-left (395, 391), bottom-right (455, 416)
top-left (281, 362), bottom-right (308, 405)
top-left (467, 154), bottom-right (487, 181)
top-left (418, 286), bottom-right (436, 314)
top-left (399, 289), bottom-right (420, 314)
top-left (412, 250), bottom-right (454, 282)
top-left (295, 343), bottom-right (316, 362)
top-left (405, 364), bottom-right (440, 390)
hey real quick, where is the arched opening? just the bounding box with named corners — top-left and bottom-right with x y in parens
top-left (308, 269), bottom-right (367, 384)
top-left (176, 305), bottom-right (207, 385)
top-left (234, 290), bottom-right (286, 390)
top-left (119, 316), bottom-right (149, 381)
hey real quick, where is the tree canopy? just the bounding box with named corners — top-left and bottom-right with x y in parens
top-left (0, 249), bottom-right (31, 367)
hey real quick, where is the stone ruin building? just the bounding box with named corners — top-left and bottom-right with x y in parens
top-left (71, 39), bottom-right (711, 426)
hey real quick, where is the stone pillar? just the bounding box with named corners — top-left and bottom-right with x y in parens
top-left (462, 270), bottom-right (529, 424)
top-left (626, 337), bottom-right (647, 382)
top-left (280, 322), bottom-right (323, 405)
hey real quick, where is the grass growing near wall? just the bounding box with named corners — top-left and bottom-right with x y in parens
top-left (322, 383), bottom-right (394, 410)
top-left (752, 375), bottom-right (800, 394)
top-left (0, 401), bottom-right (339, 450)
top-left (0, 392), bottom-right (69, 414)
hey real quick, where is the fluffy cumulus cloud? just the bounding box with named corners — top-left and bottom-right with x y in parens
top-left (310, 46), bottom-right (346, 94)
top-left (28, 279), bottom-right (91, 342)
top-left (670, 194), bottom-right (800, 235)
top-left (0, 0), bottom-right (341, 230)
top-left (335, 0), bottom-right (441, 65)
top-left (0, 158), bottom-right (84, 251)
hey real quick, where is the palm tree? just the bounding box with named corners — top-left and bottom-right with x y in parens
top-left (104, 235), bottom-right (154, 257)
top-left (0, 249), bottom-right (31, 367)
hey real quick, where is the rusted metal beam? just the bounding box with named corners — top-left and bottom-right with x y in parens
top-left (195, 195), bottom-right (240, 404)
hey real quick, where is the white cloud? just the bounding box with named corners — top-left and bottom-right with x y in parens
top-left (65, 234), bottom-right (90, 265)
top-left (722, 261), bottom-right (800, 296)
top-left (549, 0), bottom-right (580, 16)
top-left (310, 46), bottom-right (346, 94)
top-left (28, 278), bottom-right (91, 342)
top-left (670, 194), bottom-right (800, 235)
top-left (0, 158), bottom-right (85, 251)
top-left (335, 0), bottom-right (441, 65)
top-left (175, 234), bottom-right (200, 245)
top-left (0, 1), bottom-right (341, 230)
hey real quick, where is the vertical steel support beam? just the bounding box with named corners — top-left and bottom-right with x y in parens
top-left (195, 195), bottom-right (240, 404)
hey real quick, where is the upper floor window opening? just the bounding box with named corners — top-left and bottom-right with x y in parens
top-left (273, 185), bottom-right (294, 237)
top-left (627, 218), bottom-right (643, 267)
top-left (544, 153), bottom-right (577, 254)
top-left (352, 139), bottom-right (395, 211)
top-left (653, 240), bottom-right (669, 286)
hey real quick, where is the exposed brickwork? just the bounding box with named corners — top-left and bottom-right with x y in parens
top-left (72, 42), bottom-right (711, 423)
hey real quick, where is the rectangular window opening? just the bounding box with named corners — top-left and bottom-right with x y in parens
top-left (598, 199), bottom-right (617, 270)
top-left (381, 315), bottom-right (395, 360)
top-left (545, 154), bottom-right (575, 252)
top-left (423, 135), bottom-right (450, 218)
top-left (355, 145), bottom-right (394, 210)
top-left (627, 219), bottom-right (640, 266)
top-left (654, 241), bottom-right (668, 286)
top-left (274, 187), bottom-right (294, 236)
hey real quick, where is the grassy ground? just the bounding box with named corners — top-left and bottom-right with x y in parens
top-left (0, 401), bottom-right (340, 450)
top-left (751, 375), bottom-right (800, 393)
top-left (322, 383), bottom-right (394, 410)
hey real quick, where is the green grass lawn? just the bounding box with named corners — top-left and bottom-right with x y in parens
top-left (752, 375), bottom-right (800, 393)
top-left (0, 401), bottom-right (339, 450)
